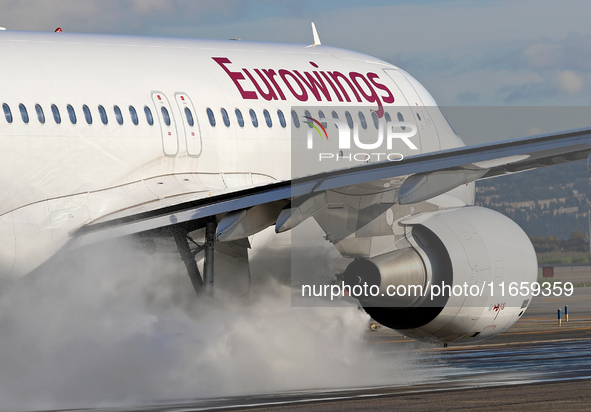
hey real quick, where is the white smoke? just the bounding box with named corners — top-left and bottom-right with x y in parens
top-left (0, 238), bottom-right (432, 411)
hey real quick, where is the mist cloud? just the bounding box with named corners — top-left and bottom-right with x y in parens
top-left (0, 238), bottom-right (430, 410)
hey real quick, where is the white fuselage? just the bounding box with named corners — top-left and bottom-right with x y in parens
top-left (0, 31), bottom-right (469, 277)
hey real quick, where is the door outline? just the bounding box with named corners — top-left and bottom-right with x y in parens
top-left (174, 92), bottom-right (202, 157)
top-left (151, 91), bottom-right (179, 157)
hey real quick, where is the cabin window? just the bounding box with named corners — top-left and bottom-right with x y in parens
top-left (161, 106), bottom-right (171, 126)
top-left (263, 109), bottom-right (272, 127)
top-left (304, 110), bottom-right (312, 128)
top-left (207, 108), bottom-right (216, 126)
top-left (83, 105), bottom-right (92, 124)
top-left (221, 108), bottom-right (230, 127)
top-left (51, 104), bottom-right (61, 124)
top-left (184, 107), bottom-right (194, 127)
top-left (371, 111), bottom-right (379, 129)
top-left (318, 110), bottom-right (327, 128)
top-left (358, 111), bottom-right (367, 130)
top-left (397, 112), bottom-right (405, 130)
top-left (35, 104), bottom-right (45, 124)
top-left (3, 104), bottom-right (12, 123)
top-left (291, 110), bottom-right (300, 128)
top-left (277, 109), bottom-right (286, 128)
top-left (417, 113), bottom-right (422, 121)
top-left (129, 106), bottom-right (139, 125)
top-left (250, 109), bottom-right (258, 127)
top-left (345, 111), bottom-right (353, 129)
top-left (331, 111), bottom-right (339, 129)
top-left (19, 104), bottom-right (29, 124)
top-left (144, 106), bottom-right (154, 126)
top-left (235, 108), bottom-right (244, 127)
top-left (114, 105), bottom-right (123, 125)
top-left (67, 104), bottom-right (77, 124)
top-left (98, 105), bottom-right (108, 124)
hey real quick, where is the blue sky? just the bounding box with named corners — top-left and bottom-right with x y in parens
top-left (3, 0), bottom-right (591, 108)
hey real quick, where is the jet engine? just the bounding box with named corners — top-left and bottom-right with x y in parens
top-left (343, 206), bottom-right (537, 343)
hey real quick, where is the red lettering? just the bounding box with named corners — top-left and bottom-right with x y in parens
top-left (320, 72), bottom-right (344, 101)
top-left (243, 69), bottom-right (278, 101)
top-left (279, 69), bottom-right (308, 101)
top-left (213, 58), bottom-right (397, 110)
top-left (350, 72), bottom-right (378, 103)
top-left (212, 57), bottom-right (257, 100)
top-left (350, 72), bottom-right (383, 117)
top-left (368, 73), bottom-right (395, 104)
top-left (293, 70), bottom-right (332, 101)
top-left (328, 71), bottom-right (362, 103)
top-left (262, 69), bottom-right (286, 100)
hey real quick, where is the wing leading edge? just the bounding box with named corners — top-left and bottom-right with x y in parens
top-left (69, 126), bottom-right (591, 249)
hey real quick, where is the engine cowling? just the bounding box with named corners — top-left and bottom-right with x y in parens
top-left (343, 206), bottom-right (537, 343)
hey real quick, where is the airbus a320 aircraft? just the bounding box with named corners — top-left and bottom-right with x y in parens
top-left (1, 26), bottom-right (590, 344)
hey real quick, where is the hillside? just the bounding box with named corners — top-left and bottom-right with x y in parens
top-left (475, 159), bottom-right (590, 239)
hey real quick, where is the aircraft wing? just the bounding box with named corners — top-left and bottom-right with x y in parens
top-left (70, 126), bottom-right (591, 248)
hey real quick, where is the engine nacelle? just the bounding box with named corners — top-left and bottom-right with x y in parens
top-left (343, 206), bottom-right (537, 343)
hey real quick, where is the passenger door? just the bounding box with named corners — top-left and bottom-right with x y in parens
top-left (151, 91), bottom-right (179, 156)
top-left (175, 92), bottom-right (202, 157)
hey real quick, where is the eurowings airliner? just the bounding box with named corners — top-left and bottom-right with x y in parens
top-left (1, 28), bottom-right (590, 344)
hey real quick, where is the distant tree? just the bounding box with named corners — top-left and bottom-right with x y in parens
top-left (564, 231), bottom-right (588, 252)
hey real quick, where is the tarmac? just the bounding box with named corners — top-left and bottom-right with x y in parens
top-left (49, 266), bottom-right (591, 412)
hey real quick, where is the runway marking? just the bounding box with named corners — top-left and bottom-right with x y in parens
top-left (503, 326), bottom-right (591, 335)
top-left (441, 337), bottom-right (591, 351)
top-left (369, 327), bottom-right (591, 344)
top-left (521, 317), bottom-right (591, 322)
top-left (371, 334), bottom-right (591, 352)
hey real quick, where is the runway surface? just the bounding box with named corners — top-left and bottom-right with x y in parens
top-left (84, 339), bottom-right (591, 412)
top-left (53, 272), bottom-right (591, 412)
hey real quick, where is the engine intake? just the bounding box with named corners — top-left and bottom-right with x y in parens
top-left (342, 206), bottom-right (537, 344)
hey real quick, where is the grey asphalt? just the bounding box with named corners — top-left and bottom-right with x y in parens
top-left (48, 270), bottom-right (591, 412)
